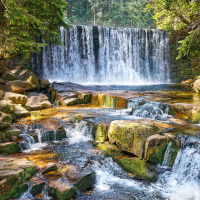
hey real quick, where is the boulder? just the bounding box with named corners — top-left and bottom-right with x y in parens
top-left (0, 90), bottom-right (5, 100)
top-left (42, 163), bottom-right (58, 175)
top-left (144, 134), bottom-right (169, 164)
top-left (13, 104), bottom-right (31, 118)
top-left (2, 71), bottom-right (15, 81)
top-left (0, 126), bottom-right (20, 142)
top-left (0, 111), bottom-right (12, 129)
top-left (193, 79), bottom-right (200, 93)
top-left (6, 80), bottom-right (36, 93)
top-left (76, 91), bottom-right (91, 104)
top-left (63, 98), bottom-right (82, 106)
top-left (4, 92), bottom-right (27, 105)
top-left (108, 120), bottom-right (170, 159)
top-left (12, 69), bottom-right (40, 88)
top-left (30, 177), bottom-right (46, 196)
top-left (39, 79), bottom-right (50, 89)
top-left (25, 92), bottom-right (51, 110)
top-left (115, 156), bottom-right (157, 182)
top-left (97, 141), bottom-right (124, 157)
top-left (0, 142), bottom-right (20, 154)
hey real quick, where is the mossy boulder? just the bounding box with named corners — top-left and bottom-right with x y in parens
top-left (108, 120), bottom-right (169, 159)
top-left (47, 180), bottom-right (77, 200)
top-left (0, 142), bottom-right (20, 154)
top-left (30, 177), bottom-right (46, 196)
top-left (97, 141), bottom-right (124, 157)
top-left (115, 156), bottom-right (157, 182)
top-left (144, 134), bottom-right (169, 164)
top-left (0, 100), bottom-right (15, 114)
top-left (0, 111), bottom-right (12, 130)
top-left (4, 92), bottom-right (27, 105)
top-left (0, 90), bottom-right (5, 100)
top-left (2, 71), bottom-right (16, 81)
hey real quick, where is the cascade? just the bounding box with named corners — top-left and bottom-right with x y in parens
top-left (30, 25), bottom-right (171, 84)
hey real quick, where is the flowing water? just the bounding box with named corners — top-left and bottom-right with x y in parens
top-left (30, 25), bottom-right (171, 84)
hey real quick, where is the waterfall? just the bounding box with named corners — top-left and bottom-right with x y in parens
top-left (30, 25), bottom-right (171, 84)
top-left (157, 136), bottom-right (200, 199)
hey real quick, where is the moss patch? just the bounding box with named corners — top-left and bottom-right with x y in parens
top-left (0, 142), bottom-right (20, 155)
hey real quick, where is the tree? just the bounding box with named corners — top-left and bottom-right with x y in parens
top-left (146, 0), bottom-right (200, 59)
top-left (0, 0), bottom-right (69, 59)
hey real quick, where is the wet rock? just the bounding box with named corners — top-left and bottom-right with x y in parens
top-left (92, 93), bottom-right (128, 109)
top-left (57, 92), bottom-right (78, 101)
top-left (108, 120), bottom-right (170, 159)
top-left (76, 91), bottom-right (91, 104)
top-left (47, 180), bottom-right (77, 200)
top-left (144, 134), bottom-right (169, 164)
top-left (35, 193), bottom-right (44, 199)
top-left (73, 166), bottom-right (95, 191)
top-left (12, 69), bottom-right (40, 88)
top-left (169, 103), bottom-right (200, 121)
top-left (39, 79), bottom-right (50, 89)
top-left (115, 156), bottom-right (157, 182)
top-left (4, 92), bottom-right (27, 105)
top-left (193, 79), bottom-right (200, 93)
top-left (97, 141), bottom-right (124, 157)
top-left (0, 142), bottom-right (20, 154)
top-left (2, 71), bottom-right (16, 81)
top-left (30, 177), bottom-right (46, 196)
top-left (6, 80), bottom-right (36, 93)
top-left (25, 92), bottom-right (51, 110)
top-left (63, 98), bottom-right (82, 106)
top-left (42, 163), bottom-right (58, 175)
top-left (0, 100), bottom-right (15, 114)
top-left (0, 156), bottom-right (36, 198)
top-left (0, 111), bottom-right (12, 130)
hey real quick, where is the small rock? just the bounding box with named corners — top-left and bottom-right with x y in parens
top-left (0, 78), bottom-right (5, 84)
top-left (76, 91), bottom-right (91, 104)
top-left (30, 177), bottom-right (45, 196)
top-left (193, 79), bottom-right (200, 93)
top-left (0, 90), bottom-right (5, 100)
top-left (0, 100), bottom-right (14, 113)
top-left (11, 136), bottom-right (18, 141)
top-left (39, 79), bottom-right (50, 89)
top-left (42, 163), bottom-right (58, 175)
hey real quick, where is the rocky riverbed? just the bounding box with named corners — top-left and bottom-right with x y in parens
top-left (1, 65), bottom-right (200, 199)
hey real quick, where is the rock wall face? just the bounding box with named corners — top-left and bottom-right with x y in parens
top-left (170, 30), bottom-right (200, 83)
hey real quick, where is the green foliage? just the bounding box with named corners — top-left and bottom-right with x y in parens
top-left (0, 0), bottom-right (69, 60)
top-left (146, 0), bottom-right (200, 59)
top-left (66, 0), bottom-right (154, 28)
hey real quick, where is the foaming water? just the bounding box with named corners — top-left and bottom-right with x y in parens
top-left (65, 121), bottom-right (93, 144)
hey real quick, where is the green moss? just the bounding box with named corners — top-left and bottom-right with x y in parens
top-left (97, 142), bottom-right (124, 157)
top-left (95, 124), bottom-right (109, 142)
top-left (55, 187), bottom-right (77, 200)
top-left (115, 157), bottom-right (156, 182)
top-left (0, 143), bottom-right (20, 155)
top-left (148, 143), bottom-right (169, 164)
top-left (75, 114), bottom-right (83, 123)
top-left (19, 183), bottom-right (28, 193)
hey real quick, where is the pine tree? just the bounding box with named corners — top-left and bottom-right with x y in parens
top-left (0, 0), bottom-right (68, 59)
